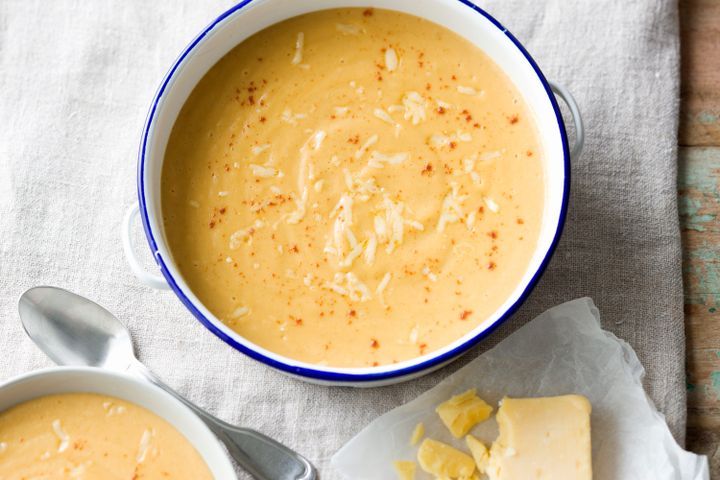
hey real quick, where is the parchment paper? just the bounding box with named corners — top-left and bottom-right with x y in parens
top-left (332, 299), bottom-right (709, 480)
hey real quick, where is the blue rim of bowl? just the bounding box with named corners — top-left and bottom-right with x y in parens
top-left (137, 0), bottom-right (571, 382)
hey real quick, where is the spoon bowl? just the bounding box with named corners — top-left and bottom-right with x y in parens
top-left (19, 286), bottom-right (135, 370)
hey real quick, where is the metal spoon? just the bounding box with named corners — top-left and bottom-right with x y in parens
top-left (18, 286), bottom-right (317, 480)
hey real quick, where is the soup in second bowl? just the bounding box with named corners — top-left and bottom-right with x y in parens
top-left (162, 8), bottom-right (544, 367)
top-left (0, 393), bottom-right (212, 479)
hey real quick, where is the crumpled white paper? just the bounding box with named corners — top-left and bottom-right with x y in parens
top-left (332, 298), bottom-right (709, 480)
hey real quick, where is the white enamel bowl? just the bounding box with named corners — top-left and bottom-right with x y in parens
top-left (123, 0), bottom-right (583, 386)
top-left (0, 367), bottom-right (237, 478)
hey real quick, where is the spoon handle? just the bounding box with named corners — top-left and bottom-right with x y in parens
top-left (133, 362), bottom-right (317, 480)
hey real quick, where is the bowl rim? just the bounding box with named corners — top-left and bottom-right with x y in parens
top-left (137, 0), bottom-right (571, 382)
top-left (0, 366), bottom-right (236, 476)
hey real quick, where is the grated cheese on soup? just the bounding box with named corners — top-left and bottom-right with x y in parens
top-left (162, 8), bottom-right (544, 367)
top-left (0, 394), bottom-right (212, 479)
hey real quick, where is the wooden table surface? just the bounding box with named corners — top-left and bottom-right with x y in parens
top-left (680, 0), bottom-right (720, 474)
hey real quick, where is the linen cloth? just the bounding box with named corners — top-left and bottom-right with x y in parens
top-left (0, 0), bottom-right (683, 478)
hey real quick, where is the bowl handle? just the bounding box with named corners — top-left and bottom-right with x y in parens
top-left (549, 81), bottom-right (584, 160)
top-left (122, 203), bottom-right (170, 290)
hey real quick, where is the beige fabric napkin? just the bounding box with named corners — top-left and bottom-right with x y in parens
top-left (0, 0), bottom-right (682, 477)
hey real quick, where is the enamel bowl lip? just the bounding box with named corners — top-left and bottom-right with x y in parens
top-left (0, 366), bottom-right (237, 477)
top-left (137, 0), bottom-right (571, 383)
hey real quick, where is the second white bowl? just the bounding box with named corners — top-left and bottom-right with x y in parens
top-left (0, 366), bottom-right (237, 479)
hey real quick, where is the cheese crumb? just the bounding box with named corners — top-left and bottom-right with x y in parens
top-left (430, 131), bottom-right (471, 149)
top-left (51, 419), bottom-right (70, 453)
top-left (373, 107), bottom-right (402, 138)
top-left (291, 32), bottom-right (304, 65)
top-left (376, 272), bottom-right (392, 308)
top-left (69, 461), bottom-right (92, 477)
top-left (312, 130), bottom-right (327, 150)
top-left (466, 211), bottom-right (477, 230)
top-left (281, 109), bottom-right (307, 125)
top-left (437, 183), bottom-right (467, 233)
top-left (385, 47), bottom-right (399, 72)
top-left (136, 429), bottom-right (154, 463)
top-left (410, 422), bottom-right (425, 446)
top-left (355, 134), bottom-right (379, 159)
top-left (328, 194), bottom-right (356, 264)
top-left (457, 85), bottom-right (479, 95)
top-left (250, 164), bottom-right (277, 178)
top-left (402, 91), bottom-right (426, 125)
top-left (104, 403), bottom-right (127, 416)
top-left (480, 151), bottom-right (501, 161)
top-left (336, 23), bottom-right (363, 35)
top-left (340, 230), bottom-right (363, 268)
top-left (374, 215), bottom-right (387, 242)
top-left (436, 389), bottom-right (493, 438)
top-left (484, 197), bottom-right (500, 213)
top-left (353, 176), bottom-right (380, 200)
top-left (379, 196), bottom-right (406, 253)
top-left (229, 223), bottom-right (260, 249)
top-left (422, 265), bottom-right (438, 282)
top-left (325, 272), bottom-right (372, 302)
top-left (368, 150), bottom-right (409, 169)
top-left (409, 324), bottom-right (419, 344)
top-left (466, 434), bottom-right (490, 473)
top-left (417, 438), bottom-right (476, 478)
top-left (373, 107), bottom-right (394, 124)
top-left (286, 187), bottom-right (308, 224)
top-left (463, 154), bottom-right (481, 185)
top-left (404, 219), bottom-right (424, 231)
top-left (457, 131), bottom-right (472, 142)
top-left (251, 144), bottom-right (270, 155)
top-left (231, 306), bottom-right (250, 318)
top-left (393, 460), bottom-right (416, 480)
top-left (0, 442), bottom-right (7, 454)
top-left (340, 168), bottom-right (353, 190)
top-left (429, 133), bottom-right (450, 148)
top-left (364, 233), bottom-right (377, 265)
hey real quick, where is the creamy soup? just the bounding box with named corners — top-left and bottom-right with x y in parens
top-left (162, 8), bottom-right (544, 367)
top-left (0, 393), bottom-right (212, 479)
